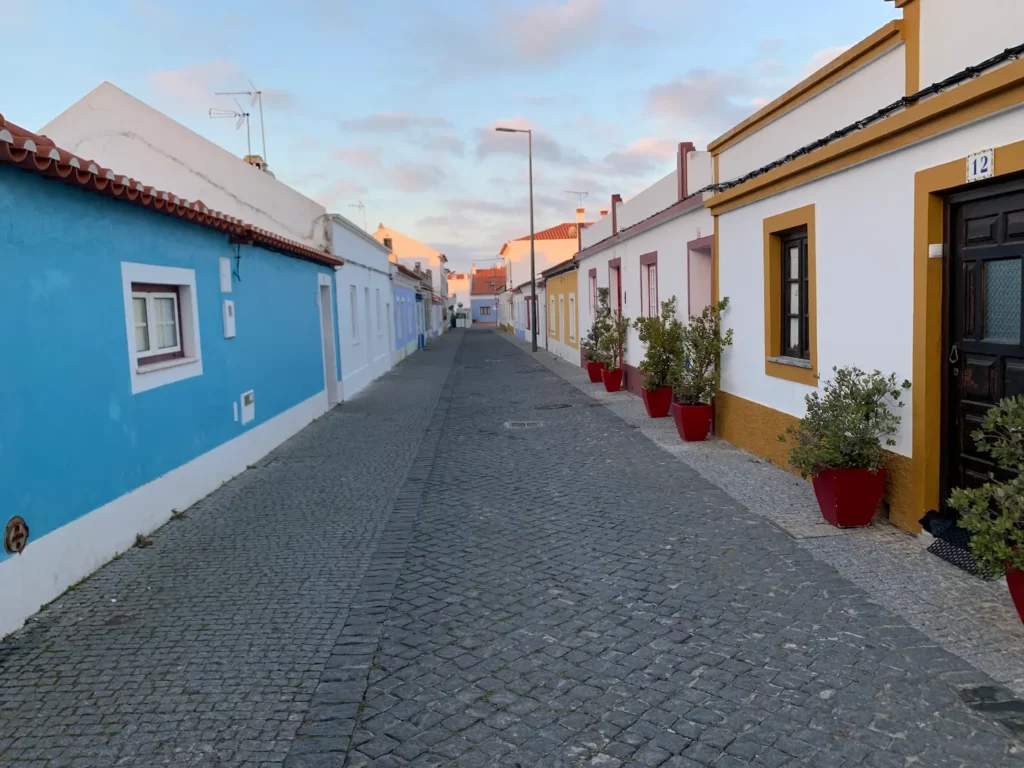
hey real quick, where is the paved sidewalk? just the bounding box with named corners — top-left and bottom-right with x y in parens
top-left (1, 328), bottom-right (1022, 767)
top-left (502, 331), bottom-right (1024, 701)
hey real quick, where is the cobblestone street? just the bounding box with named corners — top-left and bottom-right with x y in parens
top-left (2, 329), bottom-right (1023, 767)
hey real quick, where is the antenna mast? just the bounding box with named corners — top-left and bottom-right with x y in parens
top-left (565, 190), bottom-right (589, 207)
top-left (349, 201), bottom-right (367, 231)
top-left (209, 99), bottom-right (251, 156)
top-left (216, 82), bottom-right (267, 164)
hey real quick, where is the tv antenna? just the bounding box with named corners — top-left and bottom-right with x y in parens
top-left (209, 99), bottom-right (251, 157)
top-left (216, 81), bottom-right (267, 164)
top-left (348, 201), bottom-right (367, 231)
top-left (565, 190), bottom-right (589, 206)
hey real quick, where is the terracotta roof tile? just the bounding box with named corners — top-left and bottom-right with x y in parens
top-left (0, 112), bottom-right (341, 267)
top-left (471, 267), bottom-right (505, 295)
top-left (511, 221), bottom-right (591, 242)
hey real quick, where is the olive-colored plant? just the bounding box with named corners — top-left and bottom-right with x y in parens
top-left (599, 310), bottom-right (631, 372)
top-left (670, 297), bottom-right (733, 405)
top-left (948, 396), bottom-right (1024, 574)
top-left (634, 297), bottom-right (685, 391)
top-left (583, 287), bottom-right (612, 365)
top-left (779, 366), bottom-right (911, 479)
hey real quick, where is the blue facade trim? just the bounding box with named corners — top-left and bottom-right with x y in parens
top-left (471, 297), bottom-right (498, 322)
top-left (0, 167), bottom-right (333, 559)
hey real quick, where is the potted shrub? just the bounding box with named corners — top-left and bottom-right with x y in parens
top-left (670, 298), bottom-right (733, 441)
top-left (634, 297), bottom-right (684, 418)
top-left (598, 310), bottom-right (630, 393)
top-left (583, 287), bottom-right (612, 383)
top-left (948, 397), bottom-right (1024, 623)
top-left (780, 367), bottom-right (910, 528)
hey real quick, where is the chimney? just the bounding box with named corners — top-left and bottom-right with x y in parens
top-left (471, 262), bottom-right (477, 274)
top-left (676, 141), bottom-right (696, 200)
top-left (576, 207), bottom-right (585, 224)
top-left (599, 209), bottom-right (609, 218)
top-left (415, 261), bottom-right (421, 272)
top-left (610, 194), bottom-right (622, 235)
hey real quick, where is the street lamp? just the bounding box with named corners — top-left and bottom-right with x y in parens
top-left (495, 126), bottom-right (537, 352)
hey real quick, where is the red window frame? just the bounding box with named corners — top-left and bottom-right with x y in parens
top-left (639, 252), bottom-right (658, 317)
top-left (608, 258), bottom-right (622, 314)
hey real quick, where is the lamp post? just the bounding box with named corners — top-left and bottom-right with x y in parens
top-left (495, 126), bottom-right (537, 352)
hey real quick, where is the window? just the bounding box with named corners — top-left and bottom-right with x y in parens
top-left (589, 271), bottom-right (597, 311)
top-left (640, 253), bottom-right (658, 317)
top-left (550, 296), bottom-right (557, 337)
top-left (781, 230), bottom-right (809, 359)
top-left (526, 298), bottom-right (532, 330)
top-left (376, 288), bottom-right (382, 336)
top-left (557, 296), bottom-right (564, 340)
top-left (568, 294), bottom-right (576, 341)
top-left (350, 284), bottom-right (359, 341)
top-left (121, 262), bottom-right (202, 394)
top-left (480, 305), bottom-right (491, 316)
top-left (132, 284), bottom-right (182, 363)
top-left (763, 205), bottom-right (817, 386)
top-left (608, 260), bottom-right (622, 314)
top-left (383, 237), bottom-right (393, 250)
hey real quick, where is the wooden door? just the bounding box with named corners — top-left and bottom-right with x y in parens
top-left (946, 184), bottom-right (1024, 495)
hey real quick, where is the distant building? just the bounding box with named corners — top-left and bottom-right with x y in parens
top-left (374, 224), bottom-right (447, 338)
top-left (498, 214), bottom-right (590, 291)
top-left (469, 265), bottom-right (506, 324)
top-left (447, 270), bottom-right (471, 311)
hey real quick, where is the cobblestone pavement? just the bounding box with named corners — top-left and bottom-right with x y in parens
top-left (2, 329), bottom-right (1023, 767)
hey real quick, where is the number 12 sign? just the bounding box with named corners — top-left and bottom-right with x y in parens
top-left (967, 148), bottom-right (995, 183)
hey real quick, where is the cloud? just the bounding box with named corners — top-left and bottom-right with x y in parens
top-left (503, 0), bottom-right (604, 59)
top-left (389, 162), bottom-right (446, 192)
top-left (340, 112), bottom-right (452, 133)
top-left (421, 134), bottom-right (466, 156)
top-left (310, 178), bottom-right (369, 210)
top-left (149, 60), bottom-right (300, 114)
top-left (602, 137), bottom-right (678, 176)
top-left (331, 147), bottom-right (383, 169)
top-left (802, 46), bottom-right (851, 76)
top-left (476, 119), bottom-right (588, 165)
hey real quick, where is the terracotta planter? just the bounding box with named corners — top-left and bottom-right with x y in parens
top-left (1005, 567), bottom-right (1024, 625)
top-left (586, 361), bottom-right (605, 383)
top-left (602, 368), bottom-right (623, 392)
top-left (641, 386), bottom-right (673, 418)
top-left (811, 467), bottom-right (886, 528)
top-left (671, 402), bottom-right (713, 442)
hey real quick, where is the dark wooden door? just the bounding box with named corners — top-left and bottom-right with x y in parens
top-left (946, 186), bottom-right (1024, 495)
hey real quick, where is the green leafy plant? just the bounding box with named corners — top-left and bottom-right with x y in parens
top-left (779, 366), bottom-right (910, 478)
top-left (599, 310), bottom-right (631, 372)
top-left (670, 297), bottom-right (734, 405)
top-left (583, 287), bottom-right (612, 364)
top-left (634, 297), bottom-right (685, 391)
top-left (948, 397), bottom-right (1024, 574)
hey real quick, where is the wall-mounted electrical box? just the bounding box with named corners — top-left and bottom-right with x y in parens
top-left (222, 300), bottom-right (236, 338)
top-left (240, 390), bottom-right (255, 425)
top-left (219, 257), bottom-right (232, 293)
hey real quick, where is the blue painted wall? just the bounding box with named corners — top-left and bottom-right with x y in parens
top-left (471, 297), bottom-right (498, 322)
top-left (393, 285), bottom-right (417, 350)
top-left (0, 167), bottom-right (334, 560)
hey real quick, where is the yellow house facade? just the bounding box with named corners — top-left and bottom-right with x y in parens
top-left (542, 259), bottom-right (580, 365)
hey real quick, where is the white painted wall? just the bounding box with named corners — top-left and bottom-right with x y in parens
top-left (687, 150), bottom-right (714, 194)
top-left (718, 46), bottom-right (906, 183)
top-left (920, 0), bottom-right (1023, 86)
top-left (717, 103), bottom-right (1024, 458)
top-left (618, 170), bottom-right (678, 230)
top-left (41, 82), bottom-right (329, 248)
top-left (375, 225), bottom-right (447, 300)
top-left (449, 273), bottom-right (471, 309)
top-left (332, 216), bottom-right (393, 400)
top-left (582, 215), bottom-right (613, 249)
top-left (577, 205), bottom-right (713, 371)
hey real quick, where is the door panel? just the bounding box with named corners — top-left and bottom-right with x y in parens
top-left (947, 188), bottom-right (1024, 496)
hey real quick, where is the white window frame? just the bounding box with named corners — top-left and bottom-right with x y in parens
top-left (376, 288), bottom-right (383, 336)
top-left (568, 293), bottom-right (576, 341)
top-left (558, 295), bottom-right (564, 341)
top-left (549, 296), bottom-right (557, 337)
top-left (646, 263), bottom-right (659, 317)
top-left (121, 262), bottom-right (203, 394)
top-left (132, 290), bottom-right (182, 360)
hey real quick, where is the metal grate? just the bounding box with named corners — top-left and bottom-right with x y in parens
top-left (4, 516), bottom-right (29, 555)
top-left (504, 421), bottom-right (544, 429)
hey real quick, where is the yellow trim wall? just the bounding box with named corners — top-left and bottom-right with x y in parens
top-left (543, 269), bottom-right (580, 351)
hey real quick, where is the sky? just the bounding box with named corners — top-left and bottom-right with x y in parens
top-left (2, 0), bottom-right (898, 272)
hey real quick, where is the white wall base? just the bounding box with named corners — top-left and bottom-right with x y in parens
top-left (0, 389), bottom-right (329, 639)
top-left (340, 350), bottom-right (392, 401)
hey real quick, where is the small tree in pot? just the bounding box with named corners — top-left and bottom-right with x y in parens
top-left (670, 298), bottom-right (733, 441)
top-left (598, 310), bottom-right (630, 393)
top-left (634, 297), bottom-right (684, 418)
top-left (779, 366), bottom-right (910, 528)
top-left (583, 287), bottom-right (612, 382)
top-left (948, 396), bottom-right (1024, 624)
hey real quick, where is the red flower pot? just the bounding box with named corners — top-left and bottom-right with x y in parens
top-left (641, 387), bottom-right (673, 418)
top-left (811, 467), bottom-right (886, 528)
top-left (586, 361), bottom-right (605, 383)
top-left (671, 402), bottom-right (713, 442)
top-left (1005, 567), bottom-right (1024, 625)
top-left (601, 367), bottom-right (623, 392)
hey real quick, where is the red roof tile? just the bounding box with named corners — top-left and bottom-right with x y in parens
top-left (498, 222), bottom-right (591, 256)
top-left (0, 113), bottom-right (341, 267)
top-left (471, 267), bottom-right (506, 295)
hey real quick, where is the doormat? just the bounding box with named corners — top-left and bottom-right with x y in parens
top-left (921, 512), bottom-right (998, 580)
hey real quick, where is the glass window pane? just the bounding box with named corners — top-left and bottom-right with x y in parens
top-left (984, 259), bottom-right (1021, 342)
top-left (788, 246), bottom-right (800, 279)
top-left (789, 283), bottom-right (800, 314)
top-left (133, 298), bottom-right (150, 352)
top-left (789, 318), bottom-right (800, 348)
top-left (155, 296), bottom-right (175, 322)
